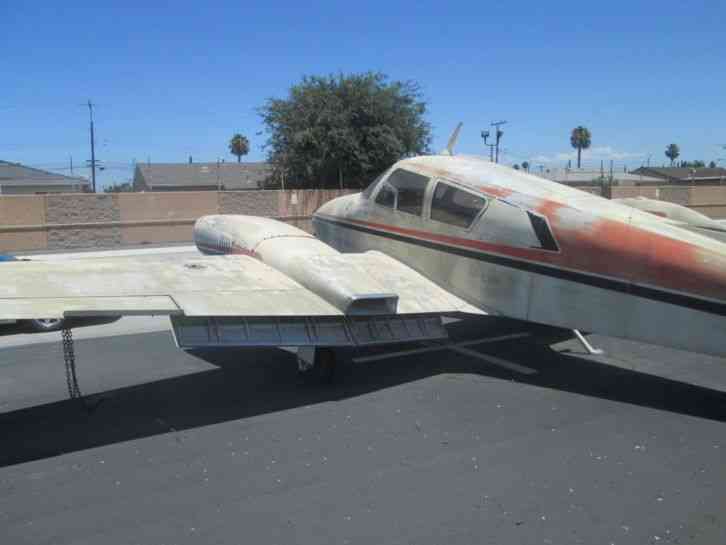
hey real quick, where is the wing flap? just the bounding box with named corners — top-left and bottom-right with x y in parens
top-left (171, 314), bottom-right (449, 348)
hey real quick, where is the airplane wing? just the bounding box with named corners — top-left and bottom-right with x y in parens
top-left (0, 251), bottom-right (483, 347)
top-left (0, 252), bottom-right (481, 319)
top-left (0, 255), bottom-right (331, 319)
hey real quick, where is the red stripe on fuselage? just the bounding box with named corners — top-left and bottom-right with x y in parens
top-left (334, 211), bottom-right (726, 304)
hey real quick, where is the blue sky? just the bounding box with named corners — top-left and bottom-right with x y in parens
top-left (2, 0), bottom-right (725, 188)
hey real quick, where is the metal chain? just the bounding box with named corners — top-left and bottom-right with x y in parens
top-left (61, 328), bottom-right (82, 399)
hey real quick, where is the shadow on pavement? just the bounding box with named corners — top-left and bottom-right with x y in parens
top-left (1, 318), bottom-right (725, 467)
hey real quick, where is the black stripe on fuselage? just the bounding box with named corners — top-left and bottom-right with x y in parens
top-left (313, 215), bottom-right (726, 318)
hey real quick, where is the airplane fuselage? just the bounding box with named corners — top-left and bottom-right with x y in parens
top-left (313, 156), bottom-right (726, 357)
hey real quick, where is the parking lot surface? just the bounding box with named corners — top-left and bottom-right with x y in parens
top-left (1, 311), bottom-right (725, 545)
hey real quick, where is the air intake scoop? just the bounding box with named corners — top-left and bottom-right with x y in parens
top-left (278, 253), bottom-right (399, 315)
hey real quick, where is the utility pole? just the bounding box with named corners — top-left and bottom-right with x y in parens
top-left (216, 158), bottom-right (221, 191)
top-left (69, 155), bottom-right (74, 175)
top-left (491, 120), bottom-right (507, 164)
top-left (86, 100), bottom-right (97, 193)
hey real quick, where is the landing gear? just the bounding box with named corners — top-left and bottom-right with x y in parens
top-left (297, 346), bottom-right (337, 384)
top-left (30, 318), bottom-right (64, 332)
top-left (573, 329), bottom-right (604, 355)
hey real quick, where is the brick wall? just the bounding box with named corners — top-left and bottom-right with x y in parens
top-left (219, 191), bottom-right (278, 216)
top-left (46, 193), bottom-right (122, 250)
top-left (0, 189), bottom-right (352, 252)
top-left (3, 186), bottom-right (726, 253)
top-left (0, 195), bottom-right (47, 252)
top-left (118, 192), bottom-right (218, 245)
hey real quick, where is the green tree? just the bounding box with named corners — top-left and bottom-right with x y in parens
top-left (570, 126), bottom-right (592, 168)
top-left (709, 161), bottom-right (717, 169)
top-left (521, 161), bottom-right (530, 172)
top-left (229, 134), bottom-right (250, 163)
top-left (513, 164), bottom-right (520, 170)
top-left (665, 143), bottom-right (680, 166)
top-left (678, 160), bottom-right (706, 168)
top-left (103, 181), bottom-right (133, 193)
top-left (259, 72), bottom-right (431, 189)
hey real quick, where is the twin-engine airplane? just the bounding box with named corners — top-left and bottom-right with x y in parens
top-left (2, 130), bottom-right (726, 380)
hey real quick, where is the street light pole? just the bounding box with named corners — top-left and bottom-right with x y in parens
top-left (490, 120), bottom-right (507, 164)
top-left (480, 130), bottom-right (495, 162)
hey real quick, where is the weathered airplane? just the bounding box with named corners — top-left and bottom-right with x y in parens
top-left (2, 129), bottom-right (726, 381)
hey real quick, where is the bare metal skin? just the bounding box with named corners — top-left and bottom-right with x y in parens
top-left (312, 155), bottom-right (726, 357)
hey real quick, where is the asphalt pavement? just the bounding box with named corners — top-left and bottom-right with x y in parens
top-left (1, 314), bottom-right (725, 545)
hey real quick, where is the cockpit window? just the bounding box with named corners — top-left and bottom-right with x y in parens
top-left (386, 169), bottom-right (429, 216)
top-left (430, 181), bottom-right (487, 228)
top-left (374, 183), bottom-right (396, 208)
top-left (362, 171), bottom-right (385, 200)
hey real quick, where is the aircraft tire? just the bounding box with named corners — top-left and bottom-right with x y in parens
top-left (28, 318), bottom-right (65, 332)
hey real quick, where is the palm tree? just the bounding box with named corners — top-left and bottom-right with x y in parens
top-left (228, 134), bottom-right (250, 163)
top-left (521, 161), bottom-right (530, 172)
top-left (665, 144), bottom-right (680, 166)
top-left (570, 126), bottom-right (592, 169)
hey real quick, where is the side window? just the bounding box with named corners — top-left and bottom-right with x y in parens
top-left (387, 169), bottom-right (429, 216)
top-left (375, 183), bottom-right (396, 208)
top-left (430, 181), bottom-right (487, 228)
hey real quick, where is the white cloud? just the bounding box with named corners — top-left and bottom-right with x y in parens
top-left (530, 146), bottom-right (644, 164)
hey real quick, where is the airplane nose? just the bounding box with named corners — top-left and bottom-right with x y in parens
top-left (315, 200), bottom-right (333, 218)
top-left (315, 193), bottom-right (353, 219)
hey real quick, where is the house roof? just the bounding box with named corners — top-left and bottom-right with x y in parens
top-left (135, 162), bottom-right (274, 190)
top-left (538, 168), bottom-right (662, 184)
top-left (0, 160), bottom-right (90, 187)
top-left (631, 167), bottom-right (726, 180)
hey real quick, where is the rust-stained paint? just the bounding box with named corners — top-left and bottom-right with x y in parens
top-left (534, 196), bottom-right (726, 302)
top-left (475, 185), bottom-right (513, 199)
top-left (328, 197), bottom-right (726, 305)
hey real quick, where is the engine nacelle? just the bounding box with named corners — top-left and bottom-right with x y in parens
top-left (194, 214), bottom-right (334, 258)
top-left (193, 215), bottom-right (398, 315)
